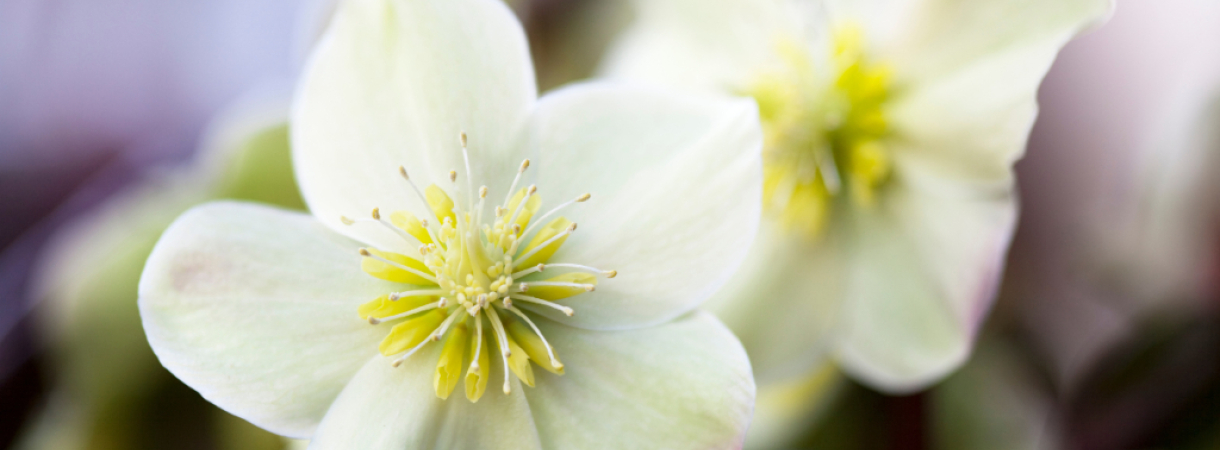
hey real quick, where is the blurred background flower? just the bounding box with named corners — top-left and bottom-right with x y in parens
top-left (4, 0), bottom-right (1220, 449)
top-left (0, 0), bottom-right (326, 447)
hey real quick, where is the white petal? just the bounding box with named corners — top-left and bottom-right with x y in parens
top-left (600, 0), bottom-right (798, 93)
top-left (525, 83), bottom-right (762, 330)
top-left (835, 176), bottom-right (1018, 393)
top-left (309, 352), bottom-right (541, 450)
top-left (882, 0), bottom-right (1112, 85)
top-left (831, 0), bottom-right (1110, 392)
top-left (526, 311), bottom-right (755, 450)
top-left (292, 0), bottom-right (537, 252)
top-left (705, 223), bottom-right (846, 383)
top-left (885, 0), bottom-right (1112, 174)
top-left (139, 202), bottom-right (395, 437)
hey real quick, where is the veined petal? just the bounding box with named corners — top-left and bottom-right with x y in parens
top-left (527, 83), bottom-right (762, 330)
top-left (600, 0), bottom-right (798, 93)
top-left (835, 176), bottom-right (1017, 393)
top-left (526, 311), bottom-right (755, 449)
top-left (139, 202), bottom-right (394, 437)
top-left (308, 353), bottom-right (541, 450)
top-left (292, 0), bottom-right (536, 252)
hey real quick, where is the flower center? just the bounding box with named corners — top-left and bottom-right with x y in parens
top-left (341, 133), bottom-right (614, 402)
top-left (745, 24), bottom-right (893, 238)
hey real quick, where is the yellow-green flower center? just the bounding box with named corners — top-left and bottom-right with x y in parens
top-left (341, 134), bottom-right (614, 402)
top-left (746, 25), bottom-right (893, 238)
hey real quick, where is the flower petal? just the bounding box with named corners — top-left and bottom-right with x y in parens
top-left (139, 202), bottom-right (395, 437)
top-left (835, 175), bottom-right (1017, 393)
top-left (600, 0), bottom-right (797, 93)
top-left (308, 352), bottom-right (541, 450)
top-left (705, 223), bottom-right (847, 383)
top-left (526, 311), bottom-right (755, 449)
top-left (883, 0), bottom-right (1112, 85)
top-left (525, 83), bottom-right (762, 330)
top-left (886, 0), bottom-right (1112, 177)
top-left (292, 0), bottom-right (537, 252)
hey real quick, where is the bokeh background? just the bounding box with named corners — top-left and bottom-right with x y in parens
top-left (2, 0), bottom-right (1219, 449)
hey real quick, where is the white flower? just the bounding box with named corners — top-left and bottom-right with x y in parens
top-left (138, 0), bottom-right (762, 448)
top-left (602, 0), bottom-right (1112, 395)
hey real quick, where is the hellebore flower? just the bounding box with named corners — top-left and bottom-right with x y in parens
top-left (602, 0), bottom-right (1112, 394)
top-left (138, 0), bottom-right (762, 448)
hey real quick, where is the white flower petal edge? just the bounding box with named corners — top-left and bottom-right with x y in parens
top-left (527, 83), bottom-right (763, 330)
top-left (292, 0), bottom-right (536, 253)
top-left (837, 179), bottom-right (1016, 391)
top-left (526, 311), bottom-right (755, 450)
top-left (139, 202), bottom-right (397, 437)
top-left (883, 0), bottom-right (1113, 87)
top-left (308, 351), bottom-right (541, 450)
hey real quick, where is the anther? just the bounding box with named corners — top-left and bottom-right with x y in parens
top-left (449, 170), bottom-right (457, 183)
top-left (340, 215), bottom-right (355, 225)
top-left (606, 270), bottom-right (618, 278)
top-left (527, 184), bottom-right (537, 195)
top-left (368, 316), bottom-right (381, 325)
top-left (398, 166), bottom-right (409, 179)
top-left (371, 207), bottom-right (381, 220)
top-left (568, 223), bottom-right (578, 232)
top-left (519, 283), bottom-right (528, 292)
top-left (479, 186), bottom-right (488, 198)
top-left (519, 159), bottom-right (530, 173)
top-left (460, 131), bottom-right (468, 147)
top-left (576, 193), bottom-right (591, 202)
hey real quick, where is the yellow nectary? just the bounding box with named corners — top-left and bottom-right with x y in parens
top-left (342, 134), bottom-right (613, 402)
top-left (747, 24), bottom-right (893, 238)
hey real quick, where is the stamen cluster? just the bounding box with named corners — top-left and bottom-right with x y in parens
top-left (748, 25), bottom-right (893, 238)
top-left (342, 133), bottom-right (615, 402)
